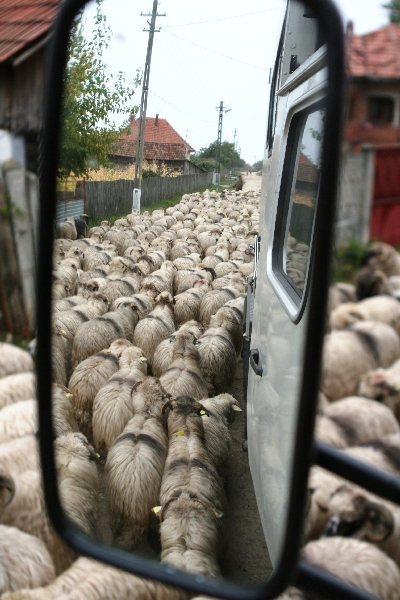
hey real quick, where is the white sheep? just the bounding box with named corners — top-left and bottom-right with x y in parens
top-left (132, 292), bottom-right (175, 365)
top-left (321, 321), bottom-right (400, 401)
top-left (0, 343), bottom-right (34, 379)
top-left (106, 378), bottom-right (169, 549)
top-left (315, 396), bottom-right (400, 449)
top-left (159, 332), bottom-right (208, 400)
top-left (0, 525), bottom-right (55, 594)
top-left (199, 286), bottom-right (240, 328)
top-left (0, 372), bottom-right (36, 410)
top-left (55, 432), bottom-right (100, 537)
top-left (152, 321), bottom-right (204, 378)
top-left (197, 327), bottom-right (237, 395)
top-left (173, 280), bottom-right (212, 326)
top-left (277, 537), bottom-right (400, 600)
top-left (0, 400), bottom-right (36, 444)
top-left (330, 295), bottom-right (400, 334)
top-left (358, 357), bottom-right (400, 421)
top-left (92, 347), bottom-right (148, 453)
top-left (0, 435), bottom-right (38, 474)
top-left (0, 556), bottom-right (187, 600)
top-left (362, 241), bottom-right (400, 276)
top-left (71, 302), bottom-right (140, 368)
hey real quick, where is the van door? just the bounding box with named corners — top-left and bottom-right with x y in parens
top-left (247, 38), bottom-right (328, 567)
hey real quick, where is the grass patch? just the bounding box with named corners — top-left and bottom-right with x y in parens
top-left (88, 180), bottom-right (232, 228)
top-left (333, 238), bottom-right (370, 283)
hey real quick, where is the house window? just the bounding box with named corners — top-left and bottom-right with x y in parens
top-left (368, 96), bottom-right (394, 125)
top-left (346, 96), bottom-right (355, 121)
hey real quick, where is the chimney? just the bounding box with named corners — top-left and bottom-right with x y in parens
top-left (155, 114), bottom-right (159, 126)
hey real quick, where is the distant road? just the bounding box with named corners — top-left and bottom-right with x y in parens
top-left (242, 173), bottom-right (262, 193)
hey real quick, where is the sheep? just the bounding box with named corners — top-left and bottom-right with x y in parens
top-left (68, 339), bottom-right (132, 440)
top-left (51, 280), bottom-right (71, 300)
top-left (0, 468), bottom-right (76, 574)
top-left (277, 537), bottom-right (400, 600)
top-left (133, 292), bottom-right (175, 365)
top-left (0, 435), bottom-right (38, 474)
top-left (92, 347), bottom-right (148, 453)
top-left (314, 396), bottom-right (400, 449)
top-left (51, 327), bottom-right (70, 386)
top-left (53, 258), bottom-right (78, 292)
top-left (355, 268), bottom-right (392, 300)
top-left (173, 254), bottom-right (201, 270)
top-left (173, 267), bottom-right (214, 295)
top-left (55, 432), bottom-right (100, 537)
top-left (1, 556), bottom-right (187, 600)
top-left (199, 287), bottom-right (241, 328)
top-left (71, 302), bottom-right (140, 368)
top-left (323, 484), bottom-right (400, 569)
top-left (209, 301), bottom-right (244, 356)
top-left (101, 278), bottom-right (140, 304)
top-left (0, 400), bottom-right (36, 444)
top-left (0, 372), bottom-right (36, 410)
top-left (140, 261), bottom-right (175, 297)
top-left (110, 293), bottom-right (153, 319)
top-left (174, 280), bottom-right (212, 326)
top-left (345, 434), bottom-right (400, 478)
top-left (0, 525), bottom-right (55, 594)
top-left (158, 395), bottom-right (225, 577)
top-left (358, 357), bottom-right (400, 421)
top-left (53, 295), bottom-right (88, 312)
top-left (0, 343), bottom-right (34, 379)
top-left (152, 321), bottom-right (204, 378)
top-left (159, 332), bottom-right (208, 400)
top-left (200, 393), bottom-right (242, 476)
top-left (196, 327), bottom-right (237, 395)
top-left (51, 383), bottom-right (78, 437)
top-left (53, 292), bottom-right (110, 341)
top-left (56, 217), bottom-right (77, 240)
top-left (362, 241), bottom-right (400, 276)
top-left (330, 295), bottom-right (400, 334)
top-left (321, 321), bottom-right (400, 401)
top-left (106, 378), bottom-right (169, 549)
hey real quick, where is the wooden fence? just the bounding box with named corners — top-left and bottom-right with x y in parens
top-left (85, 171), bottom-right (220, 221)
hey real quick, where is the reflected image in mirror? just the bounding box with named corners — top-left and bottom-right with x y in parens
top-left (50, 0), bottom-right (272, 584)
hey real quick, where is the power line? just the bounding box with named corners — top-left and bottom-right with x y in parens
top-left (162, 7), bottom-right (282, 28)
top-left (162, 31), bottom-right (268, 71)
top-left (148, 90), bottom-right (216, 124)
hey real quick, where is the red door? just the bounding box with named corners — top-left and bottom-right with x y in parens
top-left (371, 147), bottom-right (400, 246)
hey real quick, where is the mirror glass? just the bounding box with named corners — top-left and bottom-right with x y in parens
top-left (52, 0), bottom-right (326, 583)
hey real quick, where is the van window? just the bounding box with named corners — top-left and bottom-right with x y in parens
top-left (272, 103), bottom-right (325, 306)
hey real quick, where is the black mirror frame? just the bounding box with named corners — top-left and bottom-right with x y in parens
top-left (37, 0), bottom-right (346, 598)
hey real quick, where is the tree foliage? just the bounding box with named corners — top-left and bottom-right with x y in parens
top-left (252, 160), bottom-right (263, 172)
top-left (383, 0), bottom-right (400, 22)
top-left (191, 141), bottom-right (245, 171)
top-left (59, 1), bottom-right (141, 179)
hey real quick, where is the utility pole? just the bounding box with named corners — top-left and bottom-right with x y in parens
top-left (233, 128), bottom-right (237, 150)
top-left (134, 1), bottom-right (165, 189)
top-left (215, 101), bottom-right (231, 184)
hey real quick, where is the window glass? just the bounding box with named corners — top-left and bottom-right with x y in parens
top-left (285, 107), bottom-right (325, 293)
top-left (368, 96), bottom-right (394, 125)
top-left (272, 103), bottom-right (325, 309)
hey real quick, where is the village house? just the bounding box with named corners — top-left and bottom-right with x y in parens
top-left (336, 22), bottom-right (400, 246)
top-left (111, 114), bottom-right (206, 176)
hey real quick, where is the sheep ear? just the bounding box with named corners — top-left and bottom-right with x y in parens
top-left (130, 381), bottom-right (142, 395)
top-left (162, 400), bottom-right (174, 414)
top-left (365, 502), bottom-right (394, 543)
top-left (0, 474), bottom-right (15, 507)
top-left (198, 403), bottom-right (210, 417)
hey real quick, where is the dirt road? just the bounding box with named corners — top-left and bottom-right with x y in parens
top-left (242, 173), bottom-right (262, 194)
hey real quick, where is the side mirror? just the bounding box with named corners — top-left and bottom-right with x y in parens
top-left (36, 1), bottom-right (348, 599)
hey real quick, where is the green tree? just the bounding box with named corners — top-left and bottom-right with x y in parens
top-left (252, 160), bottom-right (263, 171)
top-left (192, 141), bottom-right (245, 171)
top-left (59, 0), bottom-right (141, 179)
top-left (383, 0), bottom-right (400, 22)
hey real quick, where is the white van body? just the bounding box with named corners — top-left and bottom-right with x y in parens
top-left (247, 1), bottom-right (327, 568)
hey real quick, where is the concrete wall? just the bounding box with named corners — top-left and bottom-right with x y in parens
top-left (335, 144), bottom-right (375, 245)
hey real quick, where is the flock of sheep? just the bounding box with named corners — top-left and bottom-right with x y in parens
top-left (2, 184), bottom-right (400, 599)
top-left (281, 241), bottom-right (400, 600)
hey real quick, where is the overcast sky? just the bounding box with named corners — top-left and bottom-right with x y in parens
top-left (80, 0), bottom-right (390, 165)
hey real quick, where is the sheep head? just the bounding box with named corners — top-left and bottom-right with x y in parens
top-left (162, 395), bottom-right (210, 417)
top-left (0, 471), bottom-right (15, 513)
top-left (324, 485), bottom-right (394, 543)
top-left (154, 292), bottom-right (175, 307)
top-left (358, 369), bottom-right (400, 400)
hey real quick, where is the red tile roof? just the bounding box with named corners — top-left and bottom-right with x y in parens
top-left (348, 23), bottom-right (400, 79)
top-left (115, 116), bottom-right (195, 161)
top-left (0, 0), bottom-right (59, 63)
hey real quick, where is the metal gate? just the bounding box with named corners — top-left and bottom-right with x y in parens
top-left (370, 146), bottom-right (400, 246)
